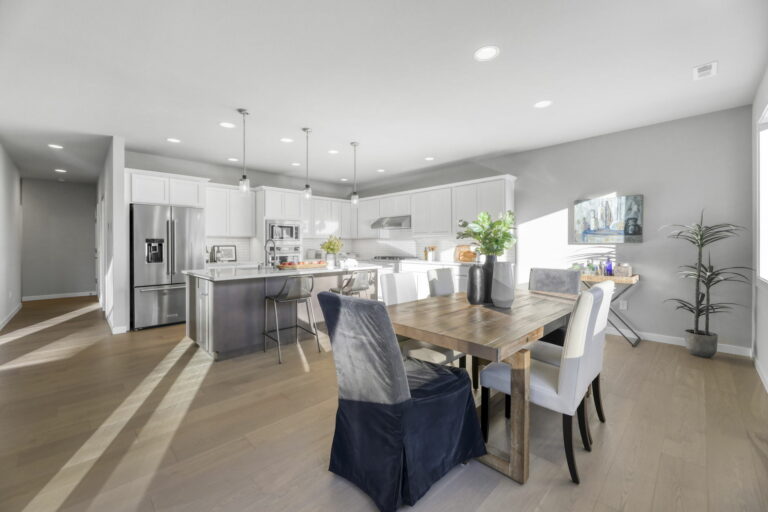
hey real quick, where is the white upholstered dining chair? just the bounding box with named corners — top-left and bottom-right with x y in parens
top-left (479, 286), bottom-right (605, 484)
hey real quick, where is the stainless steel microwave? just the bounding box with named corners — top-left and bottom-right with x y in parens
top-left (266, 220), bottom-right (301, 241)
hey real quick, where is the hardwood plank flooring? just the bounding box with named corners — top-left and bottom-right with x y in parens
top-left (1, 297), bottom-right (767, 511)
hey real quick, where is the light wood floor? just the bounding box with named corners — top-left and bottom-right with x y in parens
top-left (1, 297), bottom-right (767, 512)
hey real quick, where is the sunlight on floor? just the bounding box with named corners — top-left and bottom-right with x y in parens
top-left (21, 338), bottom-right (204, 512)
top-left (0, 331), bottom-right (103, 370)
top-left (0, 303), bottom-right (101, 346)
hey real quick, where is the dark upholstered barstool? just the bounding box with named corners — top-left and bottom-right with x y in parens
top-left (330, 270), bottom-right (374, 297)
top-left (264, 275), bottom-right (321, 363)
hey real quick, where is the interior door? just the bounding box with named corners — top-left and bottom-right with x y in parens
top-left (132, 204), bottom-right (171, 287)
top-left (171, 207), bottom-right (205, 283)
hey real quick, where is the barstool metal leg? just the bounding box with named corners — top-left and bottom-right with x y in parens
top-left (263, 298), bottom-right (269, 352)
top-left (273, 299), bottom-right (282, 364)
top-left (307, 299), bottom-right (322, 353)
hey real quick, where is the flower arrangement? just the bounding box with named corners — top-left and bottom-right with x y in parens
top-left (456, 211), bottom-right (517, 256)
top-left (320, 235), bottom-right (343, 255)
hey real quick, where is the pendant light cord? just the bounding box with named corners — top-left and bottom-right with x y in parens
top-left (351, 141), bottom-right (358, 194)
top-left (304, 128), bottom-right (310, 185)
top-left (238, 108), bottom-right (250, 180)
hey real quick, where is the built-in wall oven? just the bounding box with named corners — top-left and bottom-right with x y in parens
top-left (266, 220), bottom-right (301, 242)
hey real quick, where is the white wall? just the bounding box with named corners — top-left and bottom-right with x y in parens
top-left (753, 66), bottom-right (768, 391)
top-left (21, 179), bottom-right (97, 300)
top-left (0, 142), bottom-right (22, 330)
top-left (98, 136), bottom-right (128, 334)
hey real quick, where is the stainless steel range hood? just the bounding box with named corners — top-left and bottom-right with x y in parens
top-left (371, 215), bottom-right (412, 230)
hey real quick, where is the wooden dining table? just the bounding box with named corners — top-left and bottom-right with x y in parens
top-left (386, 288), bottom-right (575, 484)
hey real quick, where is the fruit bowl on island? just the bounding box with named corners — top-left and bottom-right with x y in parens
top-left (276, 260), bottom-right (328, 270)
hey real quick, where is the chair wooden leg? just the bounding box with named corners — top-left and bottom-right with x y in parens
top-left (459, 356), bottom-right (466, 369)
top-left (481, 387), bottom-right (489, 443)
top-left (577, 399), bottom-right (592, 452)
top-left (472, 357), bottom-right (479, 390)
top-left (563, 414), bottom-right (580, 484)
top-left (593, 374), bottom-right (606, 423)
top-left (504, 394), bottom-right (511, 419)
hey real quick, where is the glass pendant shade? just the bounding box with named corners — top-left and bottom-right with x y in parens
top-left (239, 176), bottom-right (250, 192)
top-left (350, 191), bottom-right (359, 205)
top-left (304, 184), bottom-right (312, 199)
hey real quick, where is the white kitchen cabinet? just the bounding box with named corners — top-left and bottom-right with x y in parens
top-left (452, 178), bottom-right (511, 228)
top-left (283, 193), bottom-right (302, 219)
top-left (476, 180), bottom-right (506, 219)
top-left (205, 185), bottom-right (254, 237)
top-left (339, 202), bottom-right (356, 239)
top-left (356, 199), bottom-right (380, 239)
top-left (169, 178), bottom-right (205, 207)
top-left (205, 187), bottom-right (229, 236)
top-left (227, 190), bottom-right (255, 237)
top-left (131, 173), bottom-right (169, 204)
top-left (379, 194), bottom-right (411, 217)
top-left (412, 187), bottom-right (451, 235)
top-left (313, 199), bottom-right (338, 237)
top-left (452, 183), bottom-right (477, 227)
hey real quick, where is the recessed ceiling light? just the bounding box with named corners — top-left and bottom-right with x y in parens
top-left (474, 45), bottom-right (500, 62)
top-left (424, 157), bottom-right (435, 161)
top-left (328, 149), bottom-right (339, 154)
top-left (166, 138), bottom-right (181, 143)
top-left (376, 169), bottom-right (386, 173)
top-left (48, 144), bottom-right (63, 149)
top-left (340, 178), bottom-right (348, 182)
top-left (227, 157), bottom-right (239, 162)
top-left (533, 100), bottom-right (553, 109)
top-left (280, 137), bottom-right (294, 143)
top-left (291, 162), bottom-right (301, 167)
top-left (219, 122), bottom-right (236, 128)
top-left (54, 168), bottom-right (67, 173)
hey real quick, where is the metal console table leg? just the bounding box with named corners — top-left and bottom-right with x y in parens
top-left (583, 281), bottom-right (641, 346)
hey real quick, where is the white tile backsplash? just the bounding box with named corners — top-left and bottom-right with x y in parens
top-left (206, 238), bottom-right (253, 262)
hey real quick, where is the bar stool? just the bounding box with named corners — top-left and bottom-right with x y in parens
top-left (331, 270), bottom-right (374, 297)
top-left (264, 275), bottom-right (322, 364)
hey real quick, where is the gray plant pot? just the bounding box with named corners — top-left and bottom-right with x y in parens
top-left (491, 262), bottom-right (515, 309)
top-left (684, 330), bottom-right (718, 358)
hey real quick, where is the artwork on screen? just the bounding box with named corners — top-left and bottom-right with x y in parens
top-left (573, 194), bottom-right (643, 244)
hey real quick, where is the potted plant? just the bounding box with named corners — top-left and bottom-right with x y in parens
top-left (667, 213), bottom-right (749, 357)
top-left (320, 235), bottom-right (343, 269)
top-left (457, 211), bottom-right (517, 305)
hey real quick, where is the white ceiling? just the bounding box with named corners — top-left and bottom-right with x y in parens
top-left (0, 0), bottom-right (766, 184)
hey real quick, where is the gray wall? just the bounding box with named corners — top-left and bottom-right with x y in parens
top-left (0, 142), bottom-right (22, 328)
top-left (362, 107), bottom-right (754, 349)
top-left (21, 179), bottom-right (97, 299)
top-left (125, 150), bottom-right (350, 199)
top-left (753, 66), bottom-right (768, 383)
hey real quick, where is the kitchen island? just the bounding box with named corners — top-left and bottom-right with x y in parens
top-left (183, 265), bottom-right (380, 360)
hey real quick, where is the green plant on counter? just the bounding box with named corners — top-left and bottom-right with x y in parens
top-left (456, 210), bottom-right (517, 256)
top-left (320, 235), bottom-right (343, 255)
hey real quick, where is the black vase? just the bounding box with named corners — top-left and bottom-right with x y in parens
top-left (482, 255), bottom-right (497, 303)
top-left (467, 265), bottom-right (485, 305)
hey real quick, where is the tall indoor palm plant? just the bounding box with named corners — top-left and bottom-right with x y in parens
top-left (667, 212), bottom-right (749, 357)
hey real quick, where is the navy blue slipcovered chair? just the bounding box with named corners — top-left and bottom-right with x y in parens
top-left (317, 292), bottom-right (486, 512)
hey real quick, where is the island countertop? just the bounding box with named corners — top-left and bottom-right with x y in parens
top-left (182, 264), bottom-right (382, 282)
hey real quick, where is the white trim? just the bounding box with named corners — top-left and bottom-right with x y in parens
top-left (125, 168), bottom-right (210, 182)
top-left (756, 358), bottom-right (768, 395)
top-left (607, 327), bottom-right (753, 358)
top-left (22, 291), bottom-right (97, 302)
top-left (111, 325), bottom-right (128, 334)
top-left (361, 174), bottom-right (518, 201)
top-left (0, 303), bottom-right (22, 331)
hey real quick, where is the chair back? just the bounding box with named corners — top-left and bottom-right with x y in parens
top-left (381, 272), bottom-right (418, 305)
top-left (427, 268), bottom-right (455, 297)
top-left (586, 280), bottom-right (614, 381)
top-left (275, 275), bottom-right (313, 300)
top-left (556, 286), bottom-right (603, 413)
top-left (343, 270), bottom-right (374, 294)
top-left (318, 292), bottom-right (410, 405)
top-left (529, 268), bottom-right (581, 295)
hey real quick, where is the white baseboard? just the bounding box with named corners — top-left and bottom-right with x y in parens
top-left (111, 325), bottom-right (128, 334)
top-left (756, 359), bottom-right (768, 395)
top-left (22, 291), bottom-right (97, 302)
top-left (0, 302), bottom-right (22, 331)
top-left (606, 327), bottom-right (753, 358)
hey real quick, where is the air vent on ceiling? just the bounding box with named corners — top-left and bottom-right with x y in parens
top-left (693, 61), bottom-right (718, 81)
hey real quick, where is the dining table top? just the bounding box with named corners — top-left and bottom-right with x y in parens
top-left (386, 289), bottom-right (576, 363)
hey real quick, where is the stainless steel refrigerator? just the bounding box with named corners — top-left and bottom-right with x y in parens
top-left (130, 204), bottom-right (204, 329)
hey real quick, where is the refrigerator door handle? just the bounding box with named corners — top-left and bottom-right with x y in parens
top-left (171, 219), bottom-right (176, 275)
top-left (166, 219), bottom-right (171, 275)
top-left (138, 284), bottom-right (186, 292)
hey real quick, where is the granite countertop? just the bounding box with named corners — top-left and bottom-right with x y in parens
top-left (399, 259), bottom-right (477, 266)
top-left (182, 264), bottom-right (382, 282)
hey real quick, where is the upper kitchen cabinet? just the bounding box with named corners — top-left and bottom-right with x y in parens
top-left (339, 202), bottom-right (356, 239)
top-left (313, 199), bottom-right (339, 237)
top-left (127, 169), bottom-right (208, 207)
top-left (411, 187), bottom-right (452, 235)
top-left (205, 185), bottom-right (255, 237)
top-left (379, 194), bottom-right (411, 217)
top-left (451, 176), bottom-right (515, 228)
top-left (356, 198), bottom-right (380, 239)
top-left (255, 188), bottom-right (305, 241)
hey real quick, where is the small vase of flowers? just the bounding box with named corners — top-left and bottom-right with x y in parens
top-left (320, 235), bottom-right (343, 269)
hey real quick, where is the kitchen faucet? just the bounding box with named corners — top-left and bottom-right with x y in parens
top-left (264, 239), bottom-right (277, 268)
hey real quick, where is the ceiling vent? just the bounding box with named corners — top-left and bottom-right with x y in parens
top-left (693, 61), bottom-right (718, 81)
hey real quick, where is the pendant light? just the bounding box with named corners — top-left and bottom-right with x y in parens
top-left (302, 127), bottom-right (312, 199)
top-left (237, 108), bottom-right (250, 192)
top-left (350, 141), bottom-right (359, 205)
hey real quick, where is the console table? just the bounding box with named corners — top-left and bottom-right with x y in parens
top-left (581, 274), bottom-right (641, 346)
